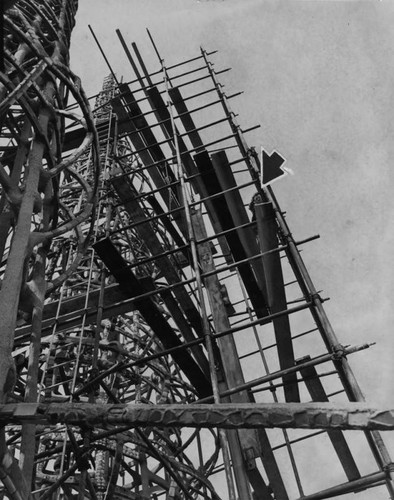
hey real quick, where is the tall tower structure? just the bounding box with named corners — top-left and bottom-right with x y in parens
top-left (0, 0), bottom-right (99, 496)
top-left (0, 2), bottom-right (393, 499)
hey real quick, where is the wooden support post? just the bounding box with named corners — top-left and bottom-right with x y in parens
top-left (192, 209), bottom-right (248, 402)
top-left (192, 208), bottom-right (269, 500)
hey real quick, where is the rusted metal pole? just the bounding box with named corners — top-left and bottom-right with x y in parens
top-left (296, 471), bottom-right (387, 500)
top-left (162, 60), bottom-right (237, 500)
top-left (0, 74), bottom-right (54, 496)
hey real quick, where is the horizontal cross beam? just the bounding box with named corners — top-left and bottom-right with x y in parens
top-left (1, 403), bottom-right (394, 430)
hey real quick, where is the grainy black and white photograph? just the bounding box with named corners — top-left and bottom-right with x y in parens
top-left (0, 1), bottom-right (393, 499)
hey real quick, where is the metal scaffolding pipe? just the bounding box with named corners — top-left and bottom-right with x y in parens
top-left (296, 471), bottom-right (387, 500)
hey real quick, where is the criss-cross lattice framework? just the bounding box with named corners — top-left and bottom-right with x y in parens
top-left (0, 3), bottom-right (393, 500)
top-left (0, 0), bottom-right (99, 496)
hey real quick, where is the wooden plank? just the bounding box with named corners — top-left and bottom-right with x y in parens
top-left (192, 209), bottom-right (246, 396)
top-left (225, 429), bottom-right (256, 500)
top-left (147, 85), bottom-right (231, 261)
top-left (296, 356), bottom-right (361, 481)
top-left (169, 87), bottom-right (204, 151)
top-left (255, 200), bottom-right (300, 402)
top-left (118, 84), bottom-right (190, 237)
top-left (111, 85), bottom-right (176, 214)
top-left (192, 209), bottom-right (288, 500)
top-left (93, 238), bottom-right (212, 399)
top-left (212, 150), bottom-right (268, 300)
top-left (111, 175), bottom-right (205, 340)
top-left (194, 150), bottom-right (269, 318)
top-left (121, 85), bottom-right (177, 186)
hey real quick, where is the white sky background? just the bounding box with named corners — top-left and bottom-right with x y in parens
top-left (70, 0), bottom-right (394, 494)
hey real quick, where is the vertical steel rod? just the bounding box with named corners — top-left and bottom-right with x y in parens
top-left (162, 59), bottom-right (237, 500)
top-left (236, 269), bottom-right (304, 498)
top-left (88, 25), bottom-right (120, 87)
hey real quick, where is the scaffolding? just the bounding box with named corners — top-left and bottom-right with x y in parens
top-left (0, 1), bottom-right (393, 499)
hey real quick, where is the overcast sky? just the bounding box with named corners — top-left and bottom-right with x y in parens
top-left (70, 2), bottom-right (394, 494)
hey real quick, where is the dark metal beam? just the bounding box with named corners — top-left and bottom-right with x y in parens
top-left (296, 355), bottom-right (360, 481)
top-left (93, 237), bottom-right (212, 398)
top-left (255, 200), bottom-right (299, 402)
top-left (192, 208), bottom-right (281, 500)
top-left (194, 150), bottom-right (269, 317)
top-left (110, 175), bottom-right (209, 351)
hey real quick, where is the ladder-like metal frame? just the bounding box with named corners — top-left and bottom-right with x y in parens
top-left (0, 4), bottom-right (393, 498)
